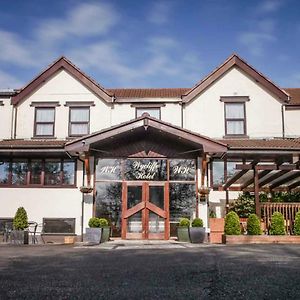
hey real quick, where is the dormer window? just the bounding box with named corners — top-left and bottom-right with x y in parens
top-left (34, 107), bottom-right (55, 137)
top-left (136, 107), bottom-right (161, 119)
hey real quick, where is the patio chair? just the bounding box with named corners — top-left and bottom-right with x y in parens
top-left (27, 221), bottom-right (38, 244)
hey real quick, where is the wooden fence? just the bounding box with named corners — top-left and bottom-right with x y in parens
top-left (260, 203), bottom-right (300, 234)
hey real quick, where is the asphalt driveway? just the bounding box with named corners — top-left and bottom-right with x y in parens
top-left (0, 244), bottom-right (299, 299)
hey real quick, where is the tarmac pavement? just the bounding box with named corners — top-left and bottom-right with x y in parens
top-left (0, 243), bottom-right (299, 299)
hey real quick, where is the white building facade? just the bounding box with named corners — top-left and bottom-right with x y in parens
top-left (1, 54), bottom-right (300, 240)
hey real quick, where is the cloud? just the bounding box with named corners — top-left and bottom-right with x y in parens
top-left (148, 2), bottom-right (172, 25)
top-left (257, 0), bottom-right (283, 13)
top-left (0, 69), bottom-right (22, 88)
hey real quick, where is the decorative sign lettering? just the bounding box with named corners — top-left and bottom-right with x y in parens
top-left (96, 159), bottom-right (122, 181)
top-left (170, 159), bottom-right (196, 181)
top-left (173, 165), bottom-right (191, 176)
top-left (99, 166), bottom-right (117, 175)
top-left (125, 159), bottom-right (167, 181)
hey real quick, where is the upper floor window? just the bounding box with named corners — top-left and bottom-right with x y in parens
top-left (224, 103), bottom-right (246, 136)
top-left (136, 107), bottom-right (161, 119)
top-left (69, 107), bottom-right (90, 136)
top-left (34, 107), bottom-right (55, 137)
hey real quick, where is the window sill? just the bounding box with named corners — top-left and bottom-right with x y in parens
top-left (31, 136), bottom-right (57, 139)
top-left (222, 135), bottom-right (249, 139)
top-left (0, 185), bottom-right (77, 189)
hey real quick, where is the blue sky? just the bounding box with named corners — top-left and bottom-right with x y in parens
top-left (0, 0), bottom-right (299, 89)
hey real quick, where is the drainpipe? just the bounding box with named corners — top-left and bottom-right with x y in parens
top-left (281, 104), bottom-right (285, 138)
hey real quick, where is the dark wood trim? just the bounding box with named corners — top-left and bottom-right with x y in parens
top-left (12, 57), bottom-right (112, 106)
top-left (131, 103), bottom-right (166, 108)
top-left (64, 101), bottom-right (95, 107)
top-left (33, 107), bottom-right (55, 138)
top-left (182, 54), bottom-right (289, 103)
top-left (254, 166), bottom-right (260, 217)
top-left (259, 170), bottom-right (289, 188)
top-left (285, 105), bottom-right (300, 111)
top-left (270, 171), bottom-right (300, 190)
top-left (30, 101), bottom-right (60, 107)
top-left (220, 96), bottom-right (250, 102)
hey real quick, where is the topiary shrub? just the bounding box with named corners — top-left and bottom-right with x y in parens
top-left (224, 211), bottom-right (241, 235)
top-left (269, 212), bottom-right (285, 235)
top-left (191, 218), bottom-right (203, 227)
top-left (247, 214), bottom-right (262, 235)
top-left (293, 211), bottom-right (300, 235)
top-left (178, 218), bottom-right (190, 227)
top-left (88, 217), bottom-right (101, 228)
top-left (13, 207), bottom-right (28, 230)
top-left (99, 218), bottom-right (109, 227)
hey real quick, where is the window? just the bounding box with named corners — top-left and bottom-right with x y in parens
top-left (0, 159), bottom-right (76, 187)
top-left (224, 103), bottom-right (246, 136)
top-left (69, 107), bottom-right (90, 136)
top-left (136, 107), bottom-right (160, 119)
top-left (34, 108), bottom-right (55, 137)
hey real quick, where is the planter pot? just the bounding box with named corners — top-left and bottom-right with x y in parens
top-left (84, 228), bottom-right (102, 244)
top-left (177, 226), bottom-right (190, 242)
top-left (209, 218), bottom-right (225, 244)
top-left (223, 235), bottom-right (300, 244)
top-left (80, 186), bottom-right (94, 194)
top-left (189, 227), bottom-right (206, 243)
top-left (101, 227), bottom-right (110, 243)
top-left (10, 230), bottom-right (29, 245)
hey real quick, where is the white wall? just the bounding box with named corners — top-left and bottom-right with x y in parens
top-left (16, 70), bottom-right (112, 139)
top-left (184, 67), bottom-right (283, 138)
top-left (0, 98), bottom-right (13, 139)
top-left (284, 109), bottom-right (300, 137)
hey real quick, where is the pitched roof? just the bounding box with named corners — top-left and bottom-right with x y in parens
top-left (182, 54), bottom-right (289, 103)
top-left (107, 88), bottom-right (189, 99)
top-left (220, 138), bottom-right (300, 150)
top-left (11, 57), bottom-right (113, 106)
top-left (0, 139), bottom-right (66, 148)
top-left (283, 88), bottom-right (300, 105)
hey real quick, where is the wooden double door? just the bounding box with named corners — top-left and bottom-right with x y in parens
top-left (121, 182), bottom-right (169, 239)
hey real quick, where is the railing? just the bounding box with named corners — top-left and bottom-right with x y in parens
top-left (260, 203), bottom-right (300, 234)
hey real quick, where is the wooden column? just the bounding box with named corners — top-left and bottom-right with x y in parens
top-left (254, 166), bottom-right (261, 218)
top-left (84, 152), bottom-right (91, 187)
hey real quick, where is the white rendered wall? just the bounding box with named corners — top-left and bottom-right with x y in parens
top-left (184, 67), bottom-right (283, 138)
top-left (16, 70), bottom-right (112, 139)
top-left (284, 109), bottom-right (300, 137)
top-left (0, 98), bottom-right (13, 139)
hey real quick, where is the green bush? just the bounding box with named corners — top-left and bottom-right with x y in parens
top-left (247, 214), bottom-right (262, 235)
top-left (209, 210), bottom-right (216, 218)
top-left (88, 217), bottom-right (101, 228)
top-left (269, 212), bottom-right (285, 235)
top-left (99, 218), bottom-right (109, 227)
top-left (191, 218), bottom-right (203, 227)
top-left (294, 211), bottom-right (300, 235)
top-left (229, 192), bottom-right (256, 218)
top-left (178, 218), bottom-right (190, 227)
top-left (13, 207), bottom-right (28, 230)
top-left (224, 211), bottom-right (241, 235)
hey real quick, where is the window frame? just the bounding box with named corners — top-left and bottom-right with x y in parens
top-left (224, 102), bottom-right (247, 137)
top-left (34, 107), bottom-right (56, 138)
top-left (0, 158), bottom-right (76, 188)
top-left (135, 107), bottom-right (161, 119)
top-left (68, 106), bottom-right (90, 137)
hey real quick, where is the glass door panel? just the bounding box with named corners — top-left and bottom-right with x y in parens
top-left (127, 185), bottom-right (142, 209)
top-left (149, 186), bottom-right (164, 210)
top-left (148, 212), bottom-right (164, 233)
top-left (127, 211), bottom-right (142, 233)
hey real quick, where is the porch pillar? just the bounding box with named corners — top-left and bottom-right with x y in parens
top-left (84, 152), bottom-right (92, 187)
top-left (254, 166), bottom-right (261, 218)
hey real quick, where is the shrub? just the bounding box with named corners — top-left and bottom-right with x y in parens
top-left (88, 217), bottom-right (101, 228)
top-left (13, 207), bottom-right (28, 230)
top-left (294, 211), bottom-right (300, 235)
top-left (224, 211), bottom-right (241, 235)
top-left (209, 210), bottom-right (216, 218)
top-left (247, 214), bottom-right (262, 235)
top-left (99, 218), bottom-right (109, 227)
top-left (229, 192), bottom-right (255, 218)
top-left (178, 218), bottom-right (190, 227)
top-left (269, 212), bottom-right (285, 235)
top-left (191, 218), bottom-right (203, 227)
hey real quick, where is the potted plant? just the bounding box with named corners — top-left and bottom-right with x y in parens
top-left (269, 212), bottom-right (285, 235)
top-left (99, 218), bottom-right (110, 243)
top-left (84, 217), bottom-right (102, 244)
top-left (189, 218), bottom-right (206, 243)
top-left (177, 218), bottom-right (190, 242)
top-left (80, 186), bottom-right (94, 194)
top-left (11, 207), bottom-right (29, 244)
top-left (246, 214), bottom-right (262, 235)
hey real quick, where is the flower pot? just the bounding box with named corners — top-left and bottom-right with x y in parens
top-left (177, 226), bottom-right (190, 242)
top-left (80, 186), bottom-right (94, 194)
top-left (10, 230), bottom-right (29, 245)
top-left (84, 228), bottom-right (102, 244)
top-left (209, 218), bottom-right (225, 244)
top-left (101, 226), bottom-right (110, 243)
top-left (189, 227), bottom-right (206, 243)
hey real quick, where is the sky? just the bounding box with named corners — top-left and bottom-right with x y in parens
top-left (0, 0), bottom-right (299, 89)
